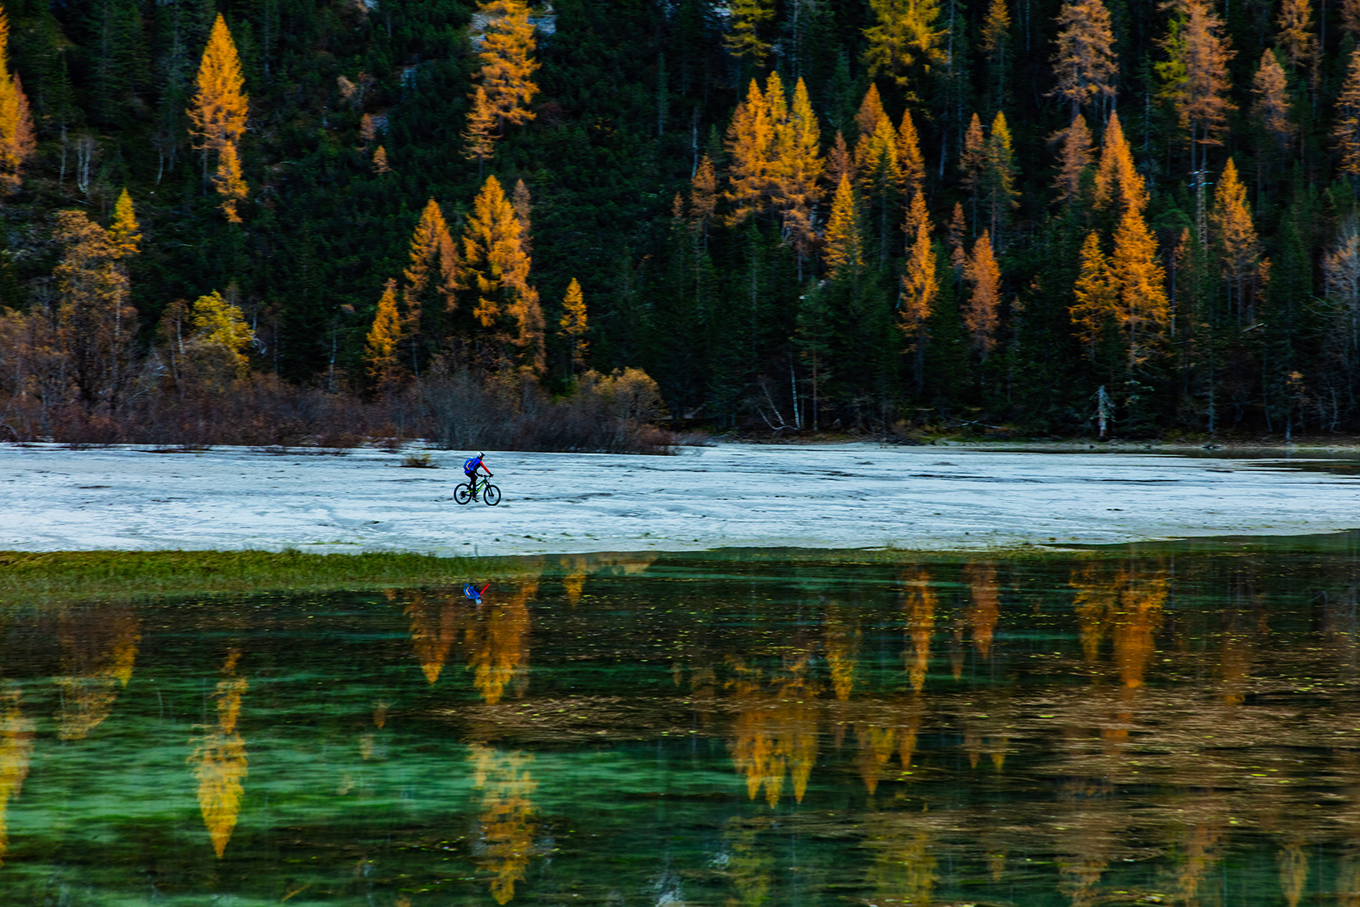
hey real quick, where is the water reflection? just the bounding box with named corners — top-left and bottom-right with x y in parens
top-left (0, 542), bottom-right (1359, 903)
top-left (469, 743), bottom-right (540, 904)
top-left (0, 688), bottom-right (32, 865)
top-left (55, 604), bottom-right (139, 740)
top-left (190, 648), bottom-right (248, 858)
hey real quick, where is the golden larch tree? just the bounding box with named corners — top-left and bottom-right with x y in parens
top-left (1333, 49), bottom-right (1360, 184)
top-left (726, 77), bottom-right (774, 224)
top-left (401, 198), bottom-right (458, 373)
top-left (1094, 110), bottom-right (1146, 215)
top-left (823, 174), bottom-right (864, 281)
top-left (855, 83), bottom-right (888, 144)
top-left (462, 85), bottom-right (499, 170)
top-left (0, 8), bottom-right (34, 194)
top-left (1053, 114), bottom-right (1094, 205)
top-left (863, 0), bottom-right (945, 89)
top-left (1344, 0), bottom-right (1360, 38)
top-left (897, 109), bottom-right (926, 199)
top-left (1158, 0), bottom-right (1235, 173)
top-left (689, 154), bottom-right (719, 240)
top-left (190, 290), bottom-right (255, 377)
top-left (959, 112), bottom-right (986, 202)
top-left (188, 15), bottom-right (248, 174)
top-left (365, 278), bottom-right (403, 388)
top-left (725, 0), bottom-right (775, 66)
top-left (1110, 204), bottom-right (1169, 370)
top-left (558, 277), bottom-right (588, 375)
top-left (461, 175), bottom-right (544, 375)
top-left (980, 0), bottom-right (1011, 106)
top-left (964, 230), bottom-right (1001, 357)
top-left (1274, 0), bottom-right (1317, 79)
top-left (475, 0), bottom-right (540, 130)
top-left (372, 145), bottom-right (391, 174)
top-left (1070, 231), bottom-right (1117, 357)
top-left (1252, 49), bottom-right (1294, 153)
top-left (53, 210), bottom-right (136, 409)
top-left (108, 188), bottom-right (141, 259)
top-left (899, 199), bottom-right (938, 391)
top-left (1211, 159), bottom-right (1263, 323)
top-left (213, 141), bottom-right (247, 224)
top-left (771, 76), bottom-right (824, 261)
top-left (982, 111), bottom-right (1018, 244)
top-left (827, 130), bottom-right (855, 190)
top-left (1048, 0), bottom-right (1118, 120)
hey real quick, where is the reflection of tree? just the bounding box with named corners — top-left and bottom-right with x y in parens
top-left (0, 689), bottom-right (33, 865)
top-left (399, 589), bottom-right (458, 684)
top-left (727, 649), bottom-right (818, 805)
top-left (853, 694), bottom-right (924, 795)
top-left (1069, 566), bottom-right (1167, 689)
top-left (1278, 836), bottom-right (1309, 907)
top-left (190, 649), bottom-right (248, 858)
top-left (55, 605), bottom-right (140, 740)
top-left (824, 604), bottom-right (860, 701)
top-left (902, 567), bottom-right (937, 692)
top-left (466, 580), bottom-right (535, 704)
top-left (963, 562), bottom-right (1001, 658)
top-left (721, 816), bottom-right (774, 906)
top-left (469, 743), bottom-right (538, 904)
top-left (865, 820), bottom-right (937, 906)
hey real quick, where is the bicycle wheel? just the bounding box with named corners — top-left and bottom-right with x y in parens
top-left (482, 484), bottom-right (501, 506)
top-left (454, 483), bottom-right (473, 505)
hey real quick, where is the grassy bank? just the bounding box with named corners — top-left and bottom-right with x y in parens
top-left (0, 549), bottom-right (522, 603)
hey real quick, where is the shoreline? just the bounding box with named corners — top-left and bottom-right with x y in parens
top-left (2, 440), bottom-right (1357, 558)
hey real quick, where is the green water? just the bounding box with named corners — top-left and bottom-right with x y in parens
top-left (2, 538), bottom-right (1360, 905)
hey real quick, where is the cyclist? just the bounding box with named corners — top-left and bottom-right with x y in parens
top-left (463, 452), bottom-right (493, 501)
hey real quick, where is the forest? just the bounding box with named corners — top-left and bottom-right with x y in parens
top-left (0, 0), bottom-right (1358, 446)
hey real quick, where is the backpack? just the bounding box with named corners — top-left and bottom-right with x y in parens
top-left (464, 457), bottom-right (480, 473)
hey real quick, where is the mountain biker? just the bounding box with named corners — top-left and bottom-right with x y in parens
top-left (463, 453), bottom-right (492, 500)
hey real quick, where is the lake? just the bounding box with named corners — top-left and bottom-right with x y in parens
top-left (2, 536), bottom-right (1359, 905)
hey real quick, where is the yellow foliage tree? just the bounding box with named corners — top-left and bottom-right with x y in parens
top-left (1334, 50), bottom-right (1360, 184)
top-left (863, 0), bottom-right (945, 89)
top-left (461, 175), bottom-right (544, 375)
top-left (725, 0), bottom-right (775, 66)
top-left (401, 198), bottom-right (459, 374)
top-left (53, 210), bottom-right (136, 409)
top-left (1048, 0), bottom-right (1118, 120)
top-left (0, 8), bottom-right (34, 194)
top-left (1211, 159), bottom-right (1263, 324)
top-left (188, 15), bottom-right (248, 164)
top-left (1110, 205), bottom-right (1169, 370)
top-left (475, 0), bottom-right (539, 130)
top-left (108, 188), bottom-right (141, 259)
top-left (462, 84), bottom-right (499, 171)
top-left (725, 77), bottom-right (774, 225)
top-left (190, 290), bottom-right (255, 377)
top-left (1070, 231), bottom-right (1117, 358)
top-left (897, 109), bottom-right (926, 199)
top-left (559, 277), bottom-right (588, 376)
top-left (1094, 111), bottom-right (1146, 215)
top-left (823, 174), bottom-right (864, 281)
top-left (899, 199), bottom-right (938, 391)
top-left (372, 145), bottom-right (391, 174)
top-left (365, 278), bottom-right (403, 388)
top-left (771, 77), bottom-right (825, 262)
top-left (1053, 114), bottom-right (1094, 205)
top-left (964, 230), bottom-right (1001, 357)
top-left (213, 141), bottom-right (247, 224)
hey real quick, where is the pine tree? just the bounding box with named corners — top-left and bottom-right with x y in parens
top-left (108, 188), bottom-right (141, 259)
top-left (0, 8), bottom-right (35, 194)
top-left (725, 0), bottom-right (775, 66)
top-left (1334, 50), bottom-right (1360, 185)
top-left (365, 279), bottom-right (403, 389)
top-left (474, 0), bottom-right (540, 130)
top-left (824, 174), bottom-right (863, 281)
top-left (1048, 0), bottom-right (1118, 121)
top-left (461, 175), bottom-right (544, 375)
top-left (864, 0), bottom-right (945, 89)
top-left (559, 278), bottom-right (589, 376)
top-left (187, 15), bottom-right (247, 175)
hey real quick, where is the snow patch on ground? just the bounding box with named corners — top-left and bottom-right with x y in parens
top-left (2, 442), bottom-right (1356, 556)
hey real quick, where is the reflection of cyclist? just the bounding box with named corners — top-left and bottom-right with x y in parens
top-left (463, 453), bottom-right (492, 501)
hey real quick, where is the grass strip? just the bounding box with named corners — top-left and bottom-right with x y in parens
top-left (0, 549), bottom-right (523, 603)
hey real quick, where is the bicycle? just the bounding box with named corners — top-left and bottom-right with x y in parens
top-left (455, 474), bottom-right (501, 506)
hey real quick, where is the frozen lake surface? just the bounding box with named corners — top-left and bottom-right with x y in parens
top-left (1, 441), bottom-right (1356, 555)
